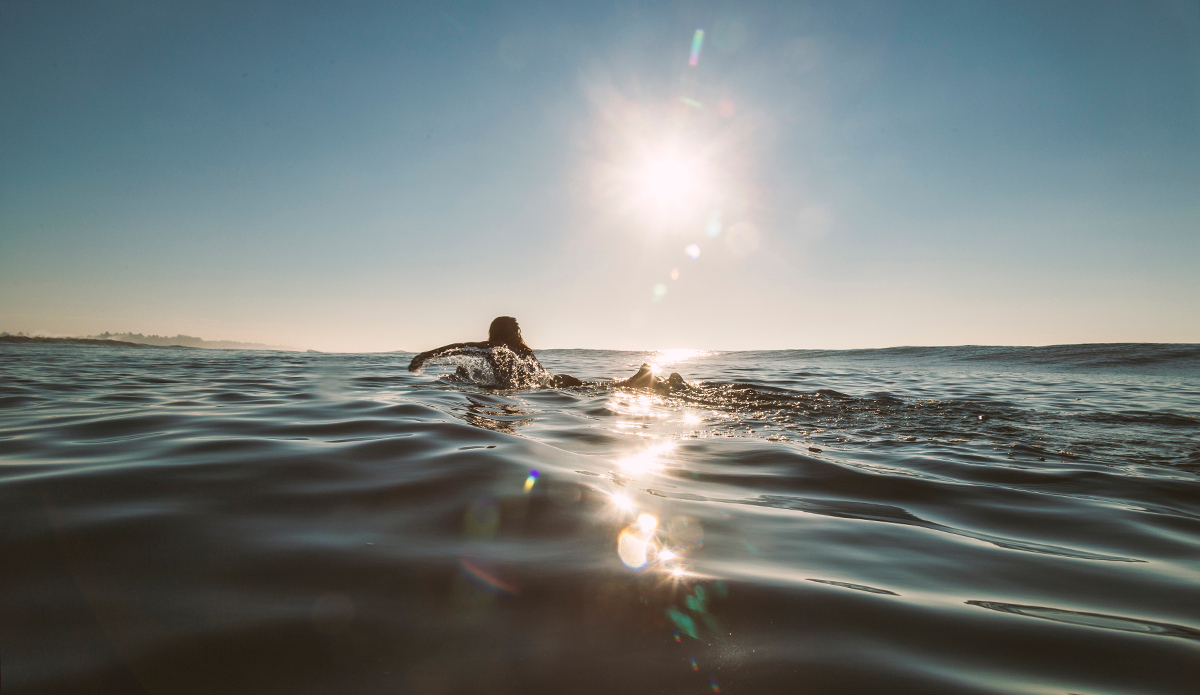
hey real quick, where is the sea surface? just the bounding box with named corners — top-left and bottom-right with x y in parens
top-left (2, 343), bottom-right (1198, 694)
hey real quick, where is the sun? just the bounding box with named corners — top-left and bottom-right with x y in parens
top-left (638, 155), bottom-right (695, 209)
top-left (628, 144), bottom-right (709, 223)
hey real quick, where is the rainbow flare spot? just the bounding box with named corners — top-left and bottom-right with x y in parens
top-left (524, 469), bottom-right (539, 493)
top-left (459, 558), bottom-right (518, 596)
top-left (689, 29), bottom-right (705, 67)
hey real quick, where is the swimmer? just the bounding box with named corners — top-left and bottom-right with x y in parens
top-left (408, 316), bottom-right (582, 388)
top-left (408, 316), bottom-right (690, 393)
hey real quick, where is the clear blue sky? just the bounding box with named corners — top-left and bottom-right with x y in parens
top-left (2, 0), bottom-right (1196, 351)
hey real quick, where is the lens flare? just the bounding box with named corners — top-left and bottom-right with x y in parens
top-left (706, 210), bottom-right (722, 237)
top-left (685, 244), bottom-right (700, 259)
top-left (523, 469), bottom-right (539, 493)
top-left (689, 29), bottom-right (705, 67)
top-left (618, 527), bottom-right (651, 569)
top-left (459, 558), bottom-right (518, 596)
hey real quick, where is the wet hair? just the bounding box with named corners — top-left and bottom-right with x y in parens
top-left (488, 316), bottom-right (532, 354)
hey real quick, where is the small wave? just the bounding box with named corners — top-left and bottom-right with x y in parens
top-left (745, 495), bottom-right (1144, 562)
top-left (807, 578), bottom-right (898, 595)
top-left (1082, 411), bottom-right (1199, 428)
top-left (967, 601), bottom-right (1200, 640)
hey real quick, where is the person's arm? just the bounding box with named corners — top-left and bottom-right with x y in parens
top-left (408, 341), bottom-right (490, 372)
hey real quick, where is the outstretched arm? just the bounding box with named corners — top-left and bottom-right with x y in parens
top-left (408, 341), bottom-right (490, 372)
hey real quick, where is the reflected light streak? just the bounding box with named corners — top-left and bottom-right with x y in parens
top-left (610, 393), bottom-right (659, 417)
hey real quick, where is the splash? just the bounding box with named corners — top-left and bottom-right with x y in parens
top-left (418, 345), bottom-right (551, 389)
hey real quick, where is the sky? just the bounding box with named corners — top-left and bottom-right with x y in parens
top-left (1, 0), bottom-right (1197, 352)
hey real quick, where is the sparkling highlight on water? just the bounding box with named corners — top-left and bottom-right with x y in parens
top-left (689, 29), bottom-right (705, 66)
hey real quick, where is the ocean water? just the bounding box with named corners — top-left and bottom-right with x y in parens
top-left (1, 343), bottom-right (1198, 694)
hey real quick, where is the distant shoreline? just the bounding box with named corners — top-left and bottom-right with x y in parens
top-left (0, 335), bottom-right (179, 349)
top-left (0, 332), bottom-right (296, 351)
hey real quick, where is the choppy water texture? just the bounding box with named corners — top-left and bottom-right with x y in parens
top-left (2, 343), bottom-right (1199, 694)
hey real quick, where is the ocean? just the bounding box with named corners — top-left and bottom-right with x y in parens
top-left (1, 343), bottom-right (1198, 694)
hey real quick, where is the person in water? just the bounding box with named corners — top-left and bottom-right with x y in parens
top-left (407, 316), bottom-right (687, 393)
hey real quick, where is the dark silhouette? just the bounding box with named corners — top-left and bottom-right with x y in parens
top-left (616, 362), bottom-right (690, 395)
top-left (408, 317), bottom-right (582, 388)
top-left (408, 316), bottom-right (688, 392)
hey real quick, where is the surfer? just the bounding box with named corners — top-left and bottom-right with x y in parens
top-left (407, 316), bottom-right (688, 392)
top-left (407, 316), bottom-right (581, 388)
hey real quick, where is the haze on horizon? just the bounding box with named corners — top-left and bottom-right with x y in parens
top-left (2, 1), bottom-right (1197, 353)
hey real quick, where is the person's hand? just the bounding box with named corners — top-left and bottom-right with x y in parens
top-left (552, 374), bottom-right (582, 387)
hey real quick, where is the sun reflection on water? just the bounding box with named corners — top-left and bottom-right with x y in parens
top-left (615, 439), bottom-right (675, 475)
top-left (651, 348), bottom-right (711, 366)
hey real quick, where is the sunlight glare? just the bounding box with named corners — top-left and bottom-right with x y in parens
top-left (627, 143), bottom-right (711, 224)
top-left (616, 440), bottom-right (676, 475)
top-left (639, 154), bottom-right (694, 208)
top-left (653, 349), bottom-right (709, 366)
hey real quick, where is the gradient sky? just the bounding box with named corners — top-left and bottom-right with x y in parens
top-left (2, 1), bottom-right (1197, 352)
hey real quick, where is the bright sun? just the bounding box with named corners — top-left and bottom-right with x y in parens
top-left (639, 156), bottom-right (694, 207)
top-left (629, 146), bottom-right (707, 222)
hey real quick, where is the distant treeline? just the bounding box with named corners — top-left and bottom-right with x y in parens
top-left (0, 331), bottom-right (292, 351)
top-left (0, 333), bottom-right (149, 348)
top-left (89, 332), bottom-right (292, 350)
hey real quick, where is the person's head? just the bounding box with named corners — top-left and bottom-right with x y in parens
top-left (488, 316), bottom-right (531, 353)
